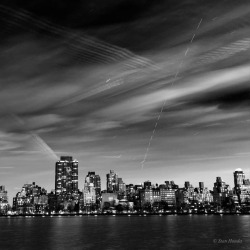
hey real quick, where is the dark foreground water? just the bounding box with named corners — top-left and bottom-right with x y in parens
top-left (0, 215), bottom-right (250, 250)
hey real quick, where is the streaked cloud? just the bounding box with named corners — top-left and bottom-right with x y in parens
top-left (101, 155), bottom-right (122, 159)
top-left (1, 1), bottom-right (250, 200)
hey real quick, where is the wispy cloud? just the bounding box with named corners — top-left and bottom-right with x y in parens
top-left (99, 64), bottom-right (250, 123)
top-left (1, 1), bottom-right (250, 199)
top-left (101, 155), bottom-right (122, 159)
top-left (184, 154), bottom-right (250, 162)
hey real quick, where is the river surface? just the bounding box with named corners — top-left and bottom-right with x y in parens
top-left (1, 215), bottom-right (250, 250)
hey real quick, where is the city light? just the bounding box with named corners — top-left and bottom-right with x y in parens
top-left (1, 158), bottom-right (250, 216)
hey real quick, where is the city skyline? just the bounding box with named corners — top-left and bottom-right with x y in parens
top-left (2, 143), bottom-right (250, 201)
top-left (1, 1), bottom-right (250, 203)
top-left (11, 164), bottom-right (250, 193)
top-left (3, 157), bottom-right (250, 202)
top-left (1, 157), bottom-right (250, 216)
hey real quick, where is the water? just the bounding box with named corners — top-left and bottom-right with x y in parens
top-left (0, 215), bottom-right (250, 250)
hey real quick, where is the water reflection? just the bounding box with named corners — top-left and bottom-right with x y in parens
top-left (0, 216), bottom-right (249, 250)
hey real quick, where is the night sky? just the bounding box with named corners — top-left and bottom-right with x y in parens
top-left (1, 0), bottom-right (250, 200)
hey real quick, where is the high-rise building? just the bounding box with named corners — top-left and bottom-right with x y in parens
top-left (83, 172), bottom-right (101, 208)
top-left (234, 168), bottom-right (245, 187)
top-left (118, 178), bottom-right (126, 193)
top-left (106, 170), bottom-right (119, 192)
top-left (85, 172), bottom-right (101, 196)
top-left (184, 181), bottom-right (191, 189)
top-left (83, 183), bottom-right (96, 209)
top-left (199, 182), bottom-right (204, 192)
top-left (233, 168), bottom-right (250, 205)
top-left (55, 156), bottom-right (78, 195)
top-left (213, 177), bottom-right (231, 206)
top-left (0, 186), bottom-right (8, 214)
top-left (0, 186), bottom-right (8, 203)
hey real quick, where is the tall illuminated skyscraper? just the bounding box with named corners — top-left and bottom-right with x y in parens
top-left (82, 172), bottom-right (101, 209)
top-left (85, 172), bottom-right (101, 196)
top-left (55, 156), bottom-right (78, 195)
top-left (234, 168), bottom-right (245, 188)
top-left (0, 186), bottom-right (8, 203)
top-left (106, 170), bottom-right (119, 192)
top-left (0, 186), bottom-right (8, 213)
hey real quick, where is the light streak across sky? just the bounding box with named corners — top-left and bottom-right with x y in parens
top-left (141, 18), bottom-right (203, 169)
top-left (10, 115), bottom-right (58, 161)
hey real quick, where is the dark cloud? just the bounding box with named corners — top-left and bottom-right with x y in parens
top-left (1, 0), bottom-right (164, 28)
top-left (2, 0), bottom-right (246, 52)
top-left (188, 82), bottom-right (250, 110)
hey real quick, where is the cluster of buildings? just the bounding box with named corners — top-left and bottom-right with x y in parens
top-left (12, 182), bottom-right (48, 214)
top-left (1, 156), bottom-right (250, 215)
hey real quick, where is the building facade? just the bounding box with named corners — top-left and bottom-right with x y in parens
top-left (55, 156), bottom-right (78, 195)
top-left (0, 186), bottom-right (9, 214)
top-left (213, 177), bottom-right (232, 206)
top-left (233, 168), bottom-right (250, 205)
top-left (83, 183), bottom-right (96, 209)
top-left (85, 172), bottom-right (101, 197)
top-left (13, 182), bottom-right (48, 214)
top-left (106, 170), bottom-right (119, 193)
top-left (159, 187), bottom-right (176, 205)
top-left (140, 187), bottom-right (161, 206)
top-left (83, 172), bottom-right (101, 210)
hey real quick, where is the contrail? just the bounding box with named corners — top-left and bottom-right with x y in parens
top-left (30, 133), bottom-right (58, 161)
top-left (196, 18), bottom-right (203, 30)
top-left (0, 4), bottom-right (160, 106)
top-left (10, 115), bottom-right (58, 161)
top-left (196, 37), bottom-right (250, 66)
top-left (0, 4), bottom-right (159, 70)
top-left (141, 18), bottom-right (203, 169)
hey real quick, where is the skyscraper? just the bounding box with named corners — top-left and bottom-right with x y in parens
top-left (106, 170), bottom-right (119, 192)
top-left (118, 178), bottom-right (126, 192)
top-left (85, 172), bottom-right (101, 196)
top-left (199, 182), bottom-right (204, 192)
top-left (213, 177), bottom-right (231, 206)
top-left (233, 168), bottom-right (250, 205)
top-left (0, 186), bottom-right (8, 214)
top-left (0, 186), bottom-right (8, 203)
top-left (83, 183), bottom-right (96, 210)
top-left (55, 156), bottom-right (78, 195)
top-left (184, 181), bottom-right (190, 189)
top-left (233, 168), bottom-right (245, 188)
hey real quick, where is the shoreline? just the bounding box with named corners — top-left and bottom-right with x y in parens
top-left (1, 212), bottom-right (249, 217)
